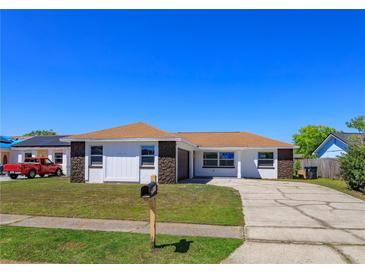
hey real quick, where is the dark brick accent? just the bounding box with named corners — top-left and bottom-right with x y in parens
top-left (70, 142), bottom-right (85, 183)
top-left (278, 149), bottom-right (293, 179)
top-left (158, 141), bottom-right (176, 184)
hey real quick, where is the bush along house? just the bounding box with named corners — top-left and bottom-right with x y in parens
top-left (61, 122), bottom-right (294, 184)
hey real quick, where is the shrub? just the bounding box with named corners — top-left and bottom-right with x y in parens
top-left (339, 145), bottom-right (365, 193)
top-left (293, 160), bottom-right (301, 177)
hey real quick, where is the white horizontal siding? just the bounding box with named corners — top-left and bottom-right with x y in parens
top-left (242, 149), bottom-right (277, 179)
top-left (85, 141), bottom-right (158, 184)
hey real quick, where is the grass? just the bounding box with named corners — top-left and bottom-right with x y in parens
top-left (273, 177), bottom-right (365, 201)
top-left (0, 177), bottom-right (243, 226)
top-left (0, 226), bottom-right (242, 264)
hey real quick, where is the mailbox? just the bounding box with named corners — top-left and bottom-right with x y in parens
top-left (141, 182), bottom-right (158, 198)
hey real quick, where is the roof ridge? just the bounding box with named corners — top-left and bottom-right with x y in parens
top-left (334, 131), bottom-right (365, 135)
top-left (67, 121), bottom-right (175, 139)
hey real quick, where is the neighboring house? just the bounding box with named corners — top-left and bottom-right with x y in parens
top-left (313, 132), bottom-right (365, 159)
top-left (0, 136), bottom-right (25, 166)
top-left (11, 135), bottom-right (71, 175)
top-left (62, 122), bottom-right (294, 184)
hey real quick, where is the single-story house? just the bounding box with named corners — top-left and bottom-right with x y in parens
top-left (0, 136), bottom-right (25, 165)
top-left (11, 135), bottom-right (71, 175)
top-left (62, 122), bottom-right (294, 184)
top-left (313, 132), bottom-right (365, 158)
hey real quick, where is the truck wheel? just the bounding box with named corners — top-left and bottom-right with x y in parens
top-left (27, 169), bottom-right (36, 179)
top-left (39, 174), bottom-right (45, 178)
top-left (55, 168), bottom-right (62, 177)
top-left (9, 174), bottom-right (18, 179)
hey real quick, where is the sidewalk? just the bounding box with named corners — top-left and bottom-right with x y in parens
top-left (0, 214), bottom-right (243, 239)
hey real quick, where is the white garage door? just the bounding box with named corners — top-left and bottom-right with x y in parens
top-left (104, 143), bottom-right (140, 182)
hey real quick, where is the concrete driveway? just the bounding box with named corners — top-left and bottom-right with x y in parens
top-left (209, 178), bottom-right (365, 264)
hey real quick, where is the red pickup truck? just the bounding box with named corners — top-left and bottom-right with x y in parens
top-left (3, 157), bottom-right (63, 179)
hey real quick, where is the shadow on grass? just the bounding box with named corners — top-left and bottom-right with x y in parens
top-left (177, 177), bottom-right (213, 184)
top-left (155, 239), bottom-right (194, 253)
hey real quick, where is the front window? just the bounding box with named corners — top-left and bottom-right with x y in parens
top-left (54, 153), bottom-right (63, 164)
top-left (203, 152), bottom-right (234, 167)
top-left (219, 152), bottom-right (234, 167)
top-left (203, 152), bottom-right (218, 167)
top-left (91, 146), bottom-right (103, 166)
top-left (24, 152), bottom-right (32, 159)
top-left (141, 146), bottom-right (155, 166)
top-left (258, 152), bottom-right (274, 168)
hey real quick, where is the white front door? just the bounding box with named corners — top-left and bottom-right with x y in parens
top-left (104, 143), bottom-right (140, 182)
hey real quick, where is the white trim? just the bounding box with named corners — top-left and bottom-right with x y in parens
top-left (48, 149), bottom-right (54, 161)
top-left (257, 151), bottom-right (275, 168)
top-left (202, 151), bottom-right (235, 168)
top-left (90, 145), bottom-right (103, 167)
top-left (313, 133), bottom-right (347, 155)
top-left (198, 146), bottom-right (296, 150)
top-left (189, 150), bottom-right (194, 179)
top-left (54, 152), bottom-right (63, 164)
top-left (61, 138), bottom-right (293, 151)
top-left (11, 146), bottom-right (69, 151)
top-left (140, 145), bottom-right (156, 167)
top-left (237, 151), bottom-right (242, 178)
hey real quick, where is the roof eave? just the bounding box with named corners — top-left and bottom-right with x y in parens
top-left (12, 145), bottom-right (70, 148)
top-left (197, 146), bottom-right (296, 150)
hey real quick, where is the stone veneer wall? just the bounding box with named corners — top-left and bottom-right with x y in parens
top-left (70, 142), bottom-right (85, 183)
top-left (278, 149), bottom-right (294, 179)
top-left (158, 141), bottom-right (176, 184)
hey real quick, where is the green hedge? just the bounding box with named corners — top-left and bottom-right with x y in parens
top-left (339, 145), bottom-right (365, 193)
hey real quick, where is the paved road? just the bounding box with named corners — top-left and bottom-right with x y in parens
top-left (209, 178), bottom-right (365, 264)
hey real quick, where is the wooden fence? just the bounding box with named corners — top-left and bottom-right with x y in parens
top-left (299, 158), bottom-right (341, 179)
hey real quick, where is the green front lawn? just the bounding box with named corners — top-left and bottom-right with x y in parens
top-left (0, 226), bottom-right (242, 264)
top-left (275, 178), bottom-right (365, 201)
top-left (0, 177), bottom-right (243, 226)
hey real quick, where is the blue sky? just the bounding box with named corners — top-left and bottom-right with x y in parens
top-left (1, 10), bottom-right (364, 143)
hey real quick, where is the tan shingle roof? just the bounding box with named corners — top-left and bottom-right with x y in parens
top-left (67, 122), bottom-right (293, 148)
top-left (68, 122), bottom-right (176, 139)
top-left (175, 132), bottom-right (293, 148)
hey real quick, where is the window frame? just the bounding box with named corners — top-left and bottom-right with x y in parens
top-left (90, 146), bottom-right (103, 167)
top-left (24, 152), bottom-right (32, 159)
top-left (257, 152), bottom-right (274, 169)
top-left (203, 152), bottom-right (235, 168)
top-left (54, 152), bottom-right (63, 164)
top-left (141, 145), bottom-right (155, 167)
top-left (219, 152), bottom-right (235, 167)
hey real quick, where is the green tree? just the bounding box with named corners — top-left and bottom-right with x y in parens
top-left (339, 145), bottom-right (365, 193)
top-left (346, 115), bottom-right (365, 144)
top-left (23, 129), bottom-right (57, 136)
top-left (292, 125), bottom-right (336, 158)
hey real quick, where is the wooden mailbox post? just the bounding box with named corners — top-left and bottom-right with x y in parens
top-left (148, 196), bottom-right (157, 249)
top-left (140, 175), bottom-right (158, 249)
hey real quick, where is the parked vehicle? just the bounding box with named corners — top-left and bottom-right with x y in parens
top-left (3, 157), bottom-right (63, 179)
